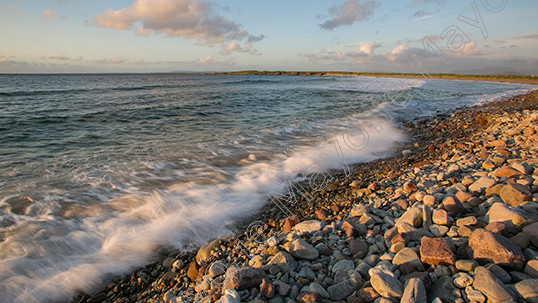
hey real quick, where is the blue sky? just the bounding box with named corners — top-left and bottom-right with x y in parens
top-left (0, 0), bottom-right (537, 73)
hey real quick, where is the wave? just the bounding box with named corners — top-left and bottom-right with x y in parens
top-left (0, 115), bottom-right (406, 302)
top-left (0, 84), bottom-right (175, 97)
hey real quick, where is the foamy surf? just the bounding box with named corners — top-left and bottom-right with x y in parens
top-left (0, 118), bottom-right (405, 303)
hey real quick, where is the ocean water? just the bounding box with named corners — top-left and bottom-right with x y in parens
top-left (0, 73), bottom-right (534, 302)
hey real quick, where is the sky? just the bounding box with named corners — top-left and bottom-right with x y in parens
top-left (0, 0), bottom-right (537, 74)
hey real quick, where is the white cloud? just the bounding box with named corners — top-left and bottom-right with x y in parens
top-left (355, 41), bottom-right (382, 56)
top-left (91, 0), bottom-right (264, 53)
top-left (319, 0), bottom-right (378, 30)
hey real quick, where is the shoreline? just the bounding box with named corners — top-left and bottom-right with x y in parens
top-left (215, 71), bottom-right (538, 85)
top-left (79, 90), bottom-right (538, 303)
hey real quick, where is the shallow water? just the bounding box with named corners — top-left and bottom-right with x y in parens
top-left (0, 73), bottom-right (534, 302)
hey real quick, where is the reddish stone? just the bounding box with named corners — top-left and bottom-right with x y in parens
top-left (368, 182), bottom-right (381, 191)
top-left (479, 147), bottom-right (488, 159)
top-left (420, 237), bottom-right (456, 266)
top-left (296, 291), bottom-right (323, 303)
top-left (468, 228), bottom-right (525, 269)
top-left (494, 167), bottom-right (522, 178)
top-left (268, 219), bottom-right (278, 228)
top-left (331, 203), bottom-right (342, 212)
top-left (187, 261), bottom-right (199, 282)
top-left (356, 287), bottom-right (380, 303)
top-left (342, 220), bottom-right (360, 238)
top-left (260, 278), bottom-right (275, 299)
top-left (404, 181), bottom-right (418, 194)
top-left (282, 215), bottom-right (300, 232)
top-left (315, 209), bottom-right (330, 221)
top-left (391, 233), bottom-right (408, 244)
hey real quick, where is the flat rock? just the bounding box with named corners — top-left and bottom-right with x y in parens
top-left (500, 183), bottom-right (532, 207)
top-left (401, 277), bottom-right (427, 303)
top-left (267, 251), bottom-right (297, 273)
top-left (456, 216), bottom-right (478, 227)
top-left (485, 202), bottom-right (529, 227)
top-left (469, 176), bottom-right (496, 193)
top-left (494, 166), bottom-right (522, 178)
top-left (468, 228), bottom-right (525, 269)
top-left (455, 259), bottom-right (479, 272)
top-left (420, 237), bottom-right (456, 266)
top-left (473, 266), bottom-right (517, 302)
top-left (369, 268), bottom-right (403, 299)
top-left (294, 220), bottom-right (324, 234)
top-left (288, 238), bottom-right (319, 260)
top-left (514, 279), bottom-right (538, 303)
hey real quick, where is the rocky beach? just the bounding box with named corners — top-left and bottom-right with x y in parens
top-left (80, 89), bottom-right (538, 303)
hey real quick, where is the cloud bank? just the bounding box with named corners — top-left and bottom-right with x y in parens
top-left (92, 0), bottom-right (264, 53)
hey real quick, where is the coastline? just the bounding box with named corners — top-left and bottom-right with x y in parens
top-left (79, 89), bottom-right (538, 303)
top-left (215, 71), bottom-right (538, 85)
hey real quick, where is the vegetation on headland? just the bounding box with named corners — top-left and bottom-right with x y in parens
top-left (214, 71), bottom-right (538, 84)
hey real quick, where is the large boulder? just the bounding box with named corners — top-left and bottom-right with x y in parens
top-left (468, 229), bottom-right (525, 269)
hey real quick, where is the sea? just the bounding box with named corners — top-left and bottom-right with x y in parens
top-left (0, 73), bottom-right (535, 302)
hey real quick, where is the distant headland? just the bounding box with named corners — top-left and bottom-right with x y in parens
top-left (214, 71), bottom-right (538, 85)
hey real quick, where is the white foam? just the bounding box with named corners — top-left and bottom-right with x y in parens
top-left (0, 117), bottom-right (406, 303)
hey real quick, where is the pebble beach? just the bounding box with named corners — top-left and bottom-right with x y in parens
top-left (80, 89), bottom-right (538, 303)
